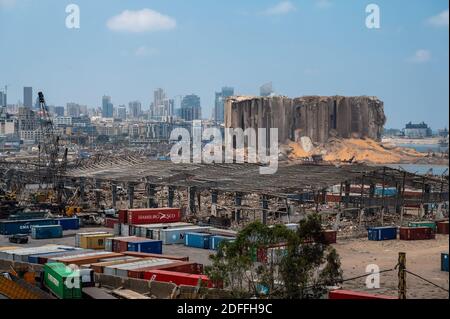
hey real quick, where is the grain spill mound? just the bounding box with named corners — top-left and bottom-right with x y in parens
top-left (286, 138), bottom-right (425, 164)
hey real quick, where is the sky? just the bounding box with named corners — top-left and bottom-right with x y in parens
top-left (0, 0), bottom-right (448, 128)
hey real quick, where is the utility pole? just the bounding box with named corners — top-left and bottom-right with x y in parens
top-left (398, 252), bottom-right (407, 299)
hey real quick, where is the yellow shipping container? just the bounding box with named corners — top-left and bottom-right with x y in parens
top-left (79, 234), bottom-right (114, 250)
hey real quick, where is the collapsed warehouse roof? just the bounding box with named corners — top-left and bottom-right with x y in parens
top-left (58, 154), bottom-right (448, 197)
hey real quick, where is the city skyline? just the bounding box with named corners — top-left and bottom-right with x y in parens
top-left (0, 0), bottom-right (449, 127)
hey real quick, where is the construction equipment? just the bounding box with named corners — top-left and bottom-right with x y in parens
top-left (8, 234), bottom-right (29, 244)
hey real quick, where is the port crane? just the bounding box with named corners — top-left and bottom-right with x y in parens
top-left (36, 92), bottom-right (68, 207)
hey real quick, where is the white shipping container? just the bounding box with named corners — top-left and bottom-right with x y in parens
top-left (121, 224), bottom-right (130, 237)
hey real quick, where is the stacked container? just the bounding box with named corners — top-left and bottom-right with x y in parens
top-left (160, 226), bottom-right (211, 244)
top-left (54, 217), bottom-right (80, 230)
top-left (76, 232), bottom-right (114, 249)
top-left (437, 221), bottom-right (449, 235)
top-left (408, 221), bottom-right (437, 231)
top-left (0, 219), bottom-right (58, 235)
top-left (143, 270), bottom-right (218, 288)
top-left (126, 208), bottom-right (181, 225)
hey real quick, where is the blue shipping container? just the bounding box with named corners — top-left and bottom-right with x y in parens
top-left (127, 240), bottom-right (163, 254)
top-left (210, 235), bottom-right (235, 250)
top-left (185, 233), bottom-right (212, 249)
top-left (368, 226), bottom-right (397, 241)
top-left (0, 219), bottom-right (58, 235)
top-left (374, 187), bottom-right (397, 197)
top-left (55, 217), bottom-right (80, 230)
top-left (31, 225), bottom-right (63, 239)
top-left (442, 253), bottom-right (449, 272)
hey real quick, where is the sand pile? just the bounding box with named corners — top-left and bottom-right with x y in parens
top-left (286, 137), bottom-right (425, 164)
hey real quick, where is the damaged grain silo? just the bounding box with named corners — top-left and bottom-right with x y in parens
top-left (224, 96), bottom-right (386, 144)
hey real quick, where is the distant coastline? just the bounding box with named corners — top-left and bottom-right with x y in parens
top-left (382, 137), bottom-right (443, 145)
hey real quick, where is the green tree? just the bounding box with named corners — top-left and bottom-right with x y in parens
top-left (205, 213), bottom-right (343, 299)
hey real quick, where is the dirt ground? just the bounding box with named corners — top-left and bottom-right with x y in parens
top-left (334, 235), bottom-right (449, 299)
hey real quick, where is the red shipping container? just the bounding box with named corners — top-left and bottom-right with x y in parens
top-left (123, 251), bottom-right (189, 262)
top-left (437, 221), bottom-right (449, 235)
top-left (127, 208), bottom-right (181, 225)
top-left (118, 210), bottom-right (128, 224)
top-left (322, 230), bottom-right (337, 244)
top-left (113, 237), bottom-right (146, 253)
top-left (400, 227), bottom-right (435, 241)
top-left (143, 270), bottom-right (221, 288)
top-left (105, 218), bottom-right (119, 229)
top-left (127, 262), bottom-right (203, 279)
top-left (329, 290), bottom-right (397, 300)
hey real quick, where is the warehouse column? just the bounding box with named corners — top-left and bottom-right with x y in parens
top-left (95, 180), bottom-right (101, 209)
top-left (262, 195), bottom-right (269, 225)
top-left (424, 184), bottom-right (431, 215)
top-left (235, 192), bottom-right (242, 224)
top-left (79, 178), bottom-right (85, 204)
top-left (369, 182), bottom-right (376, 214)
top-left (127, 183), bottom-right (134, 209)
top-left (211, 190), bottom-right (218, 216)
top-left (168, 186), bottom-right (175, 207)
top-left (146, 183), bottom-right (157, 208)
top-left (188, 186), bottom-right (197, 215)
top-left (344, 181), bottom-right (351, 209)
top-left (111, 183), bottom-right (117, 209)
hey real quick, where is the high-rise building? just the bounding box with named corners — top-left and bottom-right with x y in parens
top-left (66, 103), bottom-right (81, 117)
top-left (151, 88), bottom-right (174, 119)
top-left (260, 82), bottom-right (273, 97)
top-left (0, 90), bottom-right (7, 108)
top-left (102, 95), bottom-right (114, 118)
top-left (214, 87), bottom-right (234, 123)
top-left (117, 105), bottom-right (127, 120)
top-left (128, 101), bottom-right (142, 119)
top-left (180, 94), bottom-right (201, 121)
top-left (53, 106), bottom-right (65, 117)
top-left (24, 87), bottom-right (33, 108)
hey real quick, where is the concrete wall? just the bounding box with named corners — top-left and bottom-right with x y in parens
top-left (225, 96), bottom-right (386, 144)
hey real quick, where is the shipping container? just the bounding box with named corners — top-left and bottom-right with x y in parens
top-left (118, 210), bottom-right (128, 224)
top-left (8, 211), bottom-right (47, 220)
top-left (127, 208), bottom-right (181, 225)
top-left (123, 251), bottom-right (189, 262)
top-left (43, 263), bottom-right (82, 299)
top-left (206, 227), bottom-right (238, 238)
top-left (127, 240), bottom-right (163, 254)
top-left (321, 230), bottom-right (337, 244)
top-left (160, 226), bottom-right (211, 245)
top-left (77, 233), bottom-right (114, 249)
top-left (437, 221), bottom-right (449, 235)
top-left (105, 218), bottom-right (119, 229)
top-left (368, 226), bottom-right (397, 241)
top-left (103, 258), bottom-right (175, 277)
top-left (75, 232), bottom-right (109, 247)
top-left (0, 219), bottom-right (58, 235)
top-left (113, 223), bottom-right (121, 236)
top-left (210, 235), bottom-right (235, 250)
top-left (90, 258), bottom-right (142, 274)
top-left (31, 225), bottom-right (63, 239)
top-left (408, 221), bottom-right (437, 231)
top-left (143, 270), bottom-right (219, 288)
top-left (80, 269), bottom-right (95, 287)
top-left (400, 227), bottom-right (435, 241)
top-left (328, 290), bottom-right (397, 300)
top-left (28, 249), bottom-right (91, 264)
top-left (120, 223), bottom-right (130, 237)
top-left (50, 252), bottom-right (124, 266)
top-left (55, 217), bottom-right (80, 230)
top-left (442, 253), bottom-right (449, 272)
top-left (185, 233), bottom-right (212, 249)
top-left (127, 261), bottom-right (202, 279)
top-left (2, 245), bottom-right (75, 262)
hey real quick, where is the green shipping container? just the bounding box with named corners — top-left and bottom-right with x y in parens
top-left (408, 221), bottom-right (437, 231)
top-left (43, 263), bottom-right (82, 299)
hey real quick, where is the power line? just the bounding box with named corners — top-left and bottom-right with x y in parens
top-left (405, 270), bottom-right (449, 293)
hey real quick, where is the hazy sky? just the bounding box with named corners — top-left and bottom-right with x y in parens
top-left (0, 0), bottom-right (448, 128)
